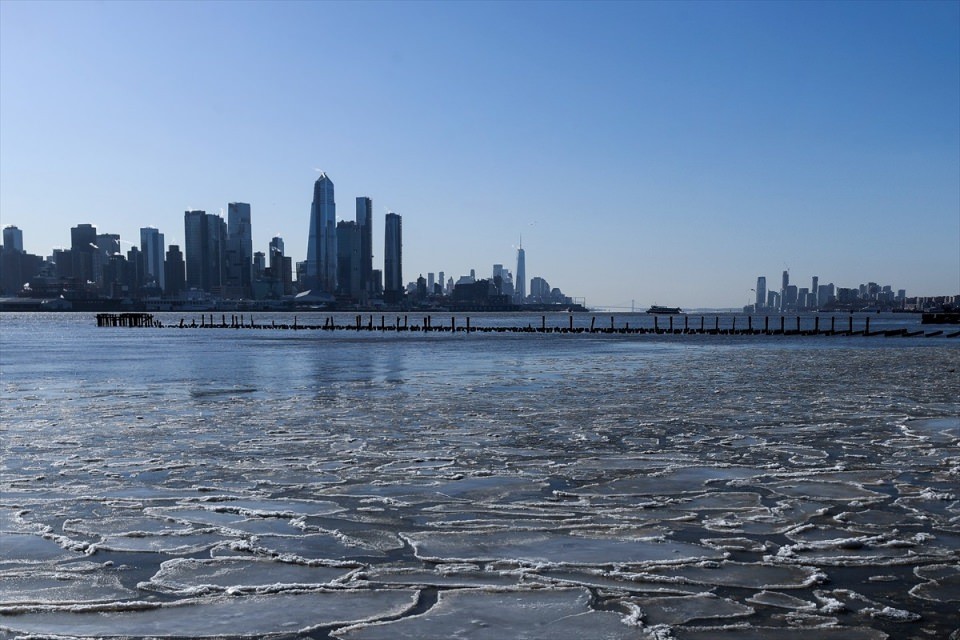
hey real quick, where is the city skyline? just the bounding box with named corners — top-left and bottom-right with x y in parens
top-left (1, 1), bottom-right (957, 308)
top-left (3, 207), bottom-right (952, 312)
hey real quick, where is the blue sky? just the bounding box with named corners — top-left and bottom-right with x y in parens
top-left (1, 0), bottom-right (957, 308)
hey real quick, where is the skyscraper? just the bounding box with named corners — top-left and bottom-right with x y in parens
top-left (306, 173), bottom-right (336, 292)
top-left (515, 238), bottom-right (526, 303)
top-left (2, 226), bottom-right (23, 252)
top-left (70, 223), bottom-right (97, 286)
top-left (164, 245), bottom-right (185, 298)
top-left (184, 210), bottom-right (226, 293)
top-left (384, 212), bottom-right (402, 303)
top-left (780, 270), bottom-right (789, 311)
top-left (226, 202), bottom-right (253, 297)
top-left (811, 276), bottom-right (819, 308)
top-left (356, 197), bottom-right (373, 296)
top-left (140, 227), bottom-right (165, 290)
top-left (337, 220), bottom-right (361, 299)
top-left (755, 276), bottom-right (766, 309)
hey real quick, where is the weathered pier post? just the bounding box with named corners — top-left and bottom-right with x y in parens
top-left (780, 316), bottom-right (785, 334)
top-left (765, 316), bottom-right (769, 333)
top-left (848, 316), bottom-right (853, 334)
top-left (466, 317), bottom-right (471, 333)
top-left (544, 316), bottom-right (548, 331)
top-left (654, 316), bottom-right (659, 332)
top-left (669, 316), bottom-right (674, 332)
top-left (452, 316), bottom-right (456, 332)
top-left (865, 317), bottom-right (871, 335)
top-left (569, 315), bottom-right (574, 331)
top-left (590, 317), bottom-right (596, 332)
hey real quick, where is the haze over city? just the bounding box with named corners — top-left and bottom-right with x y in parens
top-left (1, 1), bottom-right (957, 309)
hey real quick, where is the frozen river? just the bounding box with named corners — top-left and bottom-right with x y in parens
top-left (1, 312), bottom-right (957, 638)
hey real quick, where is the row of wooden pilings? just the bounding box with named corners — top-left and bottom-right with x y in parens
top-left (96, 313), bottom-right (960, 337)
top-left (95, 313), bottom-right (160, 328)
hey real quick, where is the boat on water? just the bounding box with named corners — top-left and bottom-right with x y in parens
top-left (646, 305), bottom-right (683, 315)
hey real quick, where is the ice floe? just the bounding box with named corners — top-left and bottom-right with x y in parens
top-left (0, 590), bottom-right (418, 637)
top-left (334, 588), bottom-right (636, 639)
top-left (402, 530), bottom-right (726, 566)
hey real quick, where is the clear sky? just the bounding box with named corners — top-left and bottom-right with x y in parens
top-left (1, 0), bottom-right (957, 309)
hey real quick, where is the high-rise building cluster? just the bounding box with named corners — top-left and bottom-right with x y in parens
top-left (0, 173), bottom-right (576, 310)
top-left (748, 270), bottom-right (951, 312)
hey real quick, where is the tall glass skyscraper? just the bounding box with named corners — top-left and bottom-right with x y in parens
top-left (356, 197), bottom-right (373, 296)
top-left (226, 202), bottom-right (252, 297)
top-left (384, 212), bottom-right (402, 302)
top-left (184, 210), bottom-right (226, 293)
top-left (306, 173), bottom-right (336, 292)
top-left (515, 237), bottom-right (526, 303)
top-left (140, 227), bottom-right (165, 290)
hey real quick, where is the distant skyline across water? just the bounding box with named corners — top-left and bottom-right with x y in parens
top-left (1, 1), bottom-right (957, 308)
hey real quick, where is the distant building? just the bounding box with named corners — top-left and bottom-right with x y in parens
top-left (452, 278), bottom-right (510, 307)
top-left (356, 197), bottom-right (373, 297)
top-left (253, 251), bottom-right (266, 280)
top-left (817, 283), bottom-right (835, 307)
top-left (767, 290), bottom-right (780, 310)
top-left (70, 223), bottom-right (98, 287)
top-left (94, 233), bottom-right (121, 290)
top-left (529, 276), bottom-right (551, 302)
top-left (780, 270), bottom-right (789, 311)
top-left (515, 240), bottom-right (526, 303)
top-left (3, 226), bottom-right (23, 252)
top-left (184, 210), bottom-right (226, 294)
top-left (784, 285), bottom-right (798, 310)
top-left (811, 276), bottom-right (819, 308)
top-left (225, 202), bottom-right (253, 298)
top-left (384, 212), bottom-right (402, 303)
top-left (755, 276), bottom-right (766, 309)
top-left (164, 245), bottom-right (185, 298)
top-left (126, 246), bottom-right (146, 295)
top-left (336, 220), bottom-right (361, 300)
top-left (268, 236), bottom-right (291, 296)
top-left (140, 227), bottom-right (166, 291)
top-left (305, 173), bottom-right (336, 292)
top-left (0, 244), bottom-right (41, 295)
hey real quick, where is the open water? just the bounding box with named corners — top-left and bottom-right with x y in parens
top-left (1, 312), bottom-right (958, 639)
